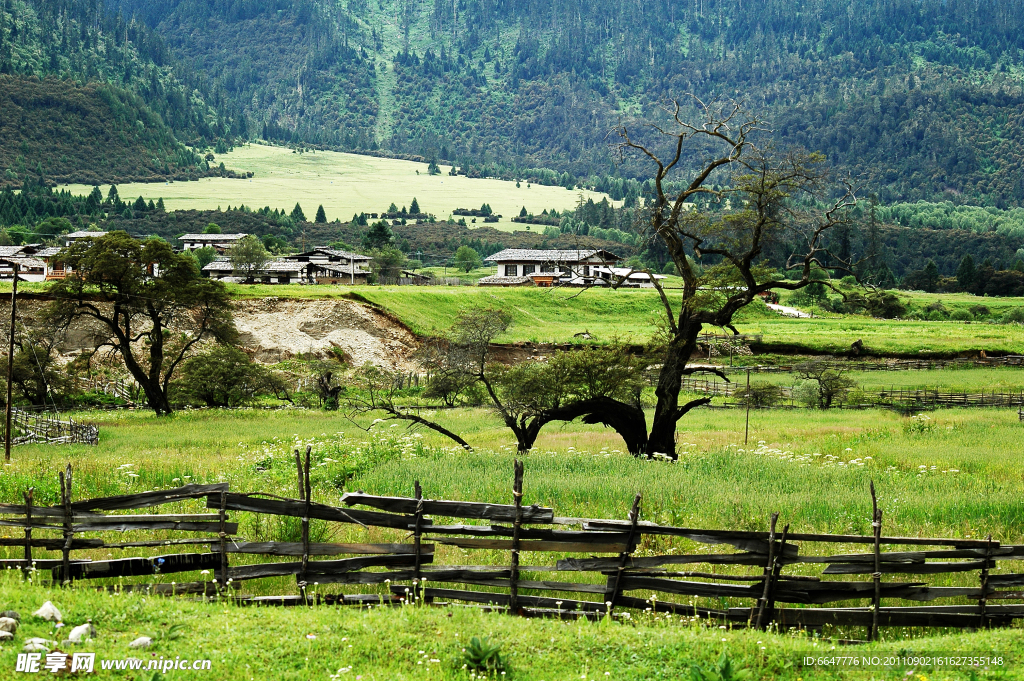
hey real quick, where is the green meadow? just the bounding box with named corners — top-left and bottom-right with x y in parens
top-left (1, 406), bottom-right (1023, 678)
top-left (63, 143), bottom-right (614, 230)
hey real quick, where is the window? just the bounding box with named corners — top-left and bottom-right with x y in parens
top-left (541, 263), bottom-right (555, 272)
top-left (523, 264), bottom-right (536, 275)
top-left (560, 266), bottom-right (571, 274)
top-left (584, 265), bottom-right (590, 276)
top-left (504, 265), bottom-right (518, 276)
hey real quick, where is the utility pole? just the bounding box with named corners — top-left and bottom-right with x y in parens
top-left (5, 264), bottom-right (18, 461)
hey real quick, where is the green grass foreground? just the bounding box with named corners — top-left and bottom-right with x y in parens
top-left (1, 408), bottom-right (1023, 677)
top-left (1, 572), bottom-right (1021, 680)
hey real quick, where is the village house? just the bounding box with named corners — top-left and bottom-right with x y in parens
top-left (64, 230), bottom-right (107, 247)
top-left (282, 247), bottom-right (372, 285)
top-left (202, 258), bottom-right (308, 284)
top-left (0, 244), bottom-right (66, 280)
top-left (178, 233), bottom-right (249, 253)
top-left (592, 266), bottom-right (667, 289)
top-left (478, 248), bottom-right (622, 287)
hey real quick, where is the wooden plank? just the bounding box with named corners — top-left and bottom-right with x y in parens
top-left (823, 560), bottom-right (990, 575)
top-left (226, 542), bottom-right (432, 556)
top-left (76, 514), bottom-right (224, 523)
top-left (0, 537), bottom-right (103, 550)
top-left (582, 522), bottom-right (796, 555)
top-left (207, 493), bottom-right (424, 530)
top-left (427, 536), bottom-right (627, 553)
top-left (425, 524), bottom-right (629, 542)
top-left (801, 547), bottom-right (1024, 564)
top-left (73, 521), bottom-right (238, 533)
top-left (557, 553), bottom-right (767, 571)
top-left (584, 521), bottom-right (995, 548)
top-left (988, 573), bottom-right (1024, 587)
top-left (341, 492), bottom-right (554, 523)
top-left (53, 552), bottom-right (220, 581)
top-left (227, 554), bottom-right (428, 581)
top-left (620, 576), bottom-right (758, 599)
top-left (1, 559), bottom-right (91, 569)
top-left (757, 607), bottom-right (1018, 628)
top-left (102, 538), bottom-right (219, 549)
top-left (71, 483), bottom-right (230, 512)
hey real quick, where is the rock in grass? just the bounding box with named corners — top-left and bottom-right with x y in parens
top-left (128, 636), bottom-right (152, 649)
top-left (32, 601), bottom-right (61, 622)
top-left (23, 637), bottom-right (55, 653)
top-left (67, 623), bottom-right (95, 643)
top-left (0, 610), bottom-right (19, 621)
top-left (0, 630), bottom-right (13, 641)
top-left (0, 617), bottom-right (18, 633)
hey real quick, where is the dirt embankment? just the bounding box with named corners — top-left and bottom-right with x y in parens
top-left (231, 298), bottom-right (419, 371)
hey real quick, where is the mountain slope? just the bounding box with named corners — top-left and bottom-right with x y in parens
top-left (109, 0), bottom-right (1024, 206)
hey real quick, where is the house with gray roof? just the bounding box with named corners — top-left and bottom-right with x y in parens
top-left (478, 248), bottom-right (621, 287)
top-left (179, 233), bottom-right (249, 253)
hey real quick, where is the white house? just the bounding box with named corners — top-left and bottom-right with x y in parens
top-left (479, 248), bottom-right (622, 287)
top-left (0, 256), bottom-right (48, 282)
top-left (64, 230), bottom-right (107, 247)
top-left (282, 247), bottom-right (373, 285)
top-left (202, 258), bottom-right (308, 284)
top-left (179, 233), bottom-right (249, 252)
top-left (592, 266), bottom-right (667, 289)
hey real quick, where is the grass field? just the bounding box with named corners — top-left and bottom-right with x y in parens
top-left (63, 143), bottom-right (614, 230)
top-left (1, 406), bottom-right (1023, 677)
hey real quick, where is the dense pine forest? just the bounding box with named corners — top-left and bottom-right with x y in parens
top-left (2, 0), bottom-right (1022, 206)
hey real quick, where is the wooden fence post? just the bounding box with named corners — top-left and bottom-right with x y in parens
top-left (757, 522), bottom-right (789, 631)
top-left (509, 459), bottom-right (524, 615)
top-left (298, 446), bottom-right (312, 601)
top-left (869, 481), bottom-right (883, 641)
top-left (217, 490), bottom-right (229, 596)
top-left (59, 465), bottom-right (73, 586)
top-left (979, 534), bottom-right (993, 628)
top-left (604, 493), bottom-right (642, 618)
top-left (413, 480), bottom-right (424, 602)
top-left (753, 512), bottom-right (779, 629)
top-left (22, 487), bottom-right (33, 577)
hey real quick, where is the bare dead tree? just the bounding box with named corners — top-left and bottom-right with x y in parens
top-left (608, 96), bottom-right (856, 457)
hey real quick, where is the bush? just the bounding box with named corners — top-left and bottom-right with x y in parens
top-left (999, 307), bottom-right (1024, 324)
top-left (969, 304), bottom-right (992, 317)
top-left (927, 309), bottom-right (947, 321)
top-left (949, 309), bottom-right (973, 322)
top-left (737, 381), bottom-right (783, 408)
top-left (174, 346), bottom-right (287, 407)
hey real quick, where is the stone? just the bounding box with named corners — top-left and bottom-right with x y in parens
top-left (32, 601), bottom-right (61, 622)
top-left (67, 623), bottom-right (95, 643)
top-left (0, 616), bottom-right (18, 633)
top-left (128, 636), bottom-right (152, 649)
top-left (22, 637), bottom-right (55, 653)
top-left (0, 630), bottom-right (13, 641)
top-left (0, 610), bottom-right (19, 621)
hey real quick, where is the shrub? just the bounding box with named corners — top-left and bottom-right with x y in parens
top-left (462, 636), bottom-right (506, 675)
top-left (173, 346), bottom-right (287, 407)
top-left (969, 304), bottom-right (991, 317)
top-left (1000, 307), bottom-right (1024, 324)
top-left (927, 309), bottom-right (947, 321)
top-left (737, 381), bottom-right (783, 408)
top-left (949, 309), bottom-right (973, 322)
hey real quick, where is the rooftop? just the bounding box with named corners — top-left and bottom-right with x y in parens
top-left (66, 231), bottom-right (107, 239)
top-left (485, 248), bottom-right (621, 263)
top-left (179, 233), bottom-right (249, 242)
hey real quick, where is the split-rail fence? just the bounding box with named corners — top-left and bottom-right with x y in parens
top-left (1, 458), bottom-right (1021, 639)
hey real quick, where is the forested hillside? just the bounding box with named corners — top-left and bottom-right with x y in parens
top-left (103, 0), bottom-right (1024, 206)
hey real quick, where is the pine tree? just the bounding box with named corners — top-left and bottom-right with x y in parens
top-left (955, 254), bottom-right (976, 290)
top-left (291, 203), bottom-right (306, 222)
top-left (315, 205), bottom-right (327, 223)
top-left (410, 197), bottom-right (420, 214)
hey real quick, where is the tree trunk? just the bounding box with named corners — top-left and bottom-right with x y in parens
top-left (544, 397), bottom-right (649, 457)
top-left (647, 322), bottom-right (701, 458)
top-left (510, 419), bottom-right (544, 454)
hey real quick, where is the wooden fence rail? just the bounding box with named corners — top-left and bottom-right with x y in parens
top-left (0, 462), bottom-right (1021, 636)
top-left (1, 408), bottom-right (98, 446)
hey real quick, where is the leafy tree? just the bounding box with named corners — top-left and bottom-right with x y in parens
top-left (204, 222), bottom-right (221, 234)
top-left (453, 245), bottom-right (482, 272)
top-left (192, 246), bottom-right (219, 270)
top-left (35, 216), bottom-right (73, 240)
top-left (314, 205), bottom-right (327, 223)
top-left (795, 361), bottom-right (856, 409)
top-left (427, 160), bottom-right (440, 175)
top-left (48, 231), bottom-right (236, 415)
top-left (290, 203), bottom-right (306, 222)
top-left (174, 345), bottom-right (287, 407)
top-left (362, 220), bottom-right (394, 249)
top-left (229, 235), bottom-right (271, 282)
top-left (956, 254), bottom-right (977, 291)
top-left (369, 246), bottom-right (406, 279)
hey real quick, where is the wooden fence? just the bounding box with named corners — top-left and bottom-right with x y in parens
top-left (2, 409), bottom-right (98, 445)
top-left (713, 356), bottom-right (1024, 374)
top-left (680, 378), bottom-right (1024, 410)
top-left (0, 458), bottom-right (1022, 636)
